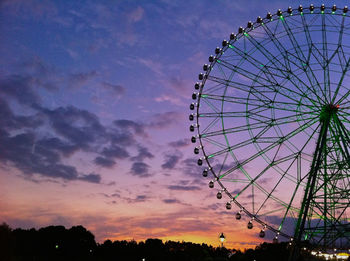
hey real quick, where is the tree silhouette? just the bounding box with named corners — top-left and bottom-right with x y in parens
top-left (0, 223), bottom-right (14, 261)
top-left (0, 223), bottom-right (327, 261)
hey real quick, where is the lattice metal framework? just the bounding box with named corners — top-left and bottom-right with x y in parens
top-left (190, 4), bottom-right (350, 252)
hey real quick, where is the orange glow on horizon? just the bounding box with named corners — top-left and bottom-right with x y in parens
top-left (105, 230), bottom-right (263, 251)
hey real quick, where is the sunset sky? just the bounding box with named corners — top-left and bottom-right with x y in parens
top-left (1, 0), bottom-right (349, 250)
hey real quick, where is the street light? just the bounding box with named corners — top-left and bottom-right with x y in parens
top-left (219, 232), bottom-right (226, 248)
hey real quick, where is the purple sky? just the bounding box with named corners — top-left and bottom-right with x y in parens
top-left (1, 0), bottom-right (348, 249)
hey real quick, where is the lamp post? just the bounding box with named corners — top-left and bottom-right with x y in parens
top-left (219, 232), bottom-right (226, 248)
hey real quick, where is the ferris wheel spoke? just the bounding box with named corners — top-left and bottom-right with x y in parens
top-left (268, 99), bottom-right (316, 111)
top-left (227, 41), bottom-right (291, 79)
top-left (309, 44), bottom-right (328, 68)
top-left (337, 112), bottom-right (350, 124)
top-left (200, 111), bottom-right (270, 119)
top-left (254, 121), bottom-right (321, 222)
top-left (203, 122), bottom-right (268, 138)
top-left (199, 111), bottom-right (247, 118)
top-left (281, 16), bottom-right (327, 104)
top-left (283, 17), bottom-right (330, 103)
top-left (326, 12), bottom-right (343, 28)
top-left (207, 76), bottom-right (276, 96)
top-left (329, 15), bottom-right (345, 48)
top-left (215, 61), bottom-right (228, 79)
top-left (274, 78), bottom-right (320, 106)
top-left (251, 123), bottom-right (275, 140)
top-left (233, 30), bottom-right (297, 73)
top-left (334, 114), bottom-right (350, 143)
top-left (327, 46), bottom-right (341, 66)
top-left (337, 45), bottom-right (348, 72)
top-left (217, 117), bottom-right (319, 179)
top-left (246, 90), bottom-right (277, 108)
top-left (253, 152), bottom-right (299, 212)
top-left (261, 23), bottom-right (305, 71)
top-left (232, 170), bottom-right (291, 211)
top-left (201, 136), bottom-right (228, 150)
top-left (200, 94), bottom-right (267, 107)
top-left (258, 206), bottom-right (287, 217)
top-left (279, 181), bottom-right (303, 234)
top-left (208, 73), bottom-right (320, 106)
top-left (236, 175), bottom-right (294, 215)
top-left (283, 118), bottom-right (321, 176)
top-left (301, 15), bottom-right (313, 63)
top-left (243, 30), bottom-right (324, 106)
top-left (199, 115), bottom-right (220, 134)
top-left (243, 30), bottom-right (289, 73)
top-left (273, 113), bottom-right (318, 127)
top-left (220, 178), bottom-right (250, 183)
top-left (206, 135), bottom-right (276, 161)
top-left (216, 149), bottom-right (231, 176)
top-left (251, 136), bottom-right (314, 187)
top-left (207, 76), bottom-right (261, 95)
top-left (258, 172), bottom-right (300, 233)
top-left (206, 92), bottom-right (268, 109)
top-left (201, 113), bottom-right (317, 140)
top-left (331, 57), bottom-right (350, 104)
top-left (329, 120), bottom-right (350, 162)
top-left (227, 41), bottom-right (320, 104)
top-left (200, 93), bottom-right (276, 110)
top-left (261, 64), bottom-right (285, 85)
top-left (263, 102), bottom-right (314, 114)
top-left (331, 114), bottom-right (350, 167)
top-left (215, 59), bottom-right (278, 86)
top-left (248, 85), bottom-right (299, 107)
top-left (338, 99), bottom-right (350, 107)
top-left (235, 163), bottom-right (282, 207)
top-left (321, 13), bottom-right (331, 102)
top-left (201, 96), bottom-right (220, 113)
top-left (208, 74), bottom-right (274, 96)
top-left (204, 81), bottom-right (228, 95)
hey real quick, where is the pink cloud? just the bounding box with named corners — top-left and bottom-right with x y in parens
top-left (155, 94), bottom-right (184, 106)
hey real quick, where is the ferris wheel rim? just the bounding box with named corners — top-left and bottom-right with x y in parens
top-left (191, 4), bottom-right (350, 243)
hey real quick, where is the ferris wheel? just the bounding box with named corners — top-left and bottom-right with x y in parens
top-left (190, 4), bottom-right (350, 251)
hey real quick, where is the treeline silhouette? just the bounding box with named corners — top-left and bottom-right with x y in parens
top-left (1, 222), bottom-right (317, 261)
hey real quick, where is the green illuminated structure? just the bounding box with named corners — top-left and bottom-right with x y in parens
top-left (190, 4), bottom-right (350, 256)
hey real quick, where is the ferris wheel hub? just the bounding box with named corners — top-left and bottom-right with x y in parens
top-left (320, 104), bottom-right (339, 121)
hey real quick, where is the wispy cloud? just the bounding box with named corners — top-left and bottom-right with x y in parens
top-left (101, 82), bottom-right (126, 97)
top-left (162, 198), bottom-right (181, 204)
top-left (130, 162), bottom-right (152, 178)
top-left (154, 94), bottom-right (184, 106)
top-left (68, 70), bottom-right (97, 88)
top-left (131, 145), bottom-right (154, 162)
top-left (167, 185), bottom-right (201, 191)
top-left (94, 156), bottom-right (116, 168)
top-left (168, 139), bottom-right (190, 148)
top-left (161, 151), bottom-right (182, 170)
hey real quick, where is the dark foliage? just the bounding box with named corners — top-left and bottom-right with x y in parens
top-left (0, 223), bottom-right (325, 261)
